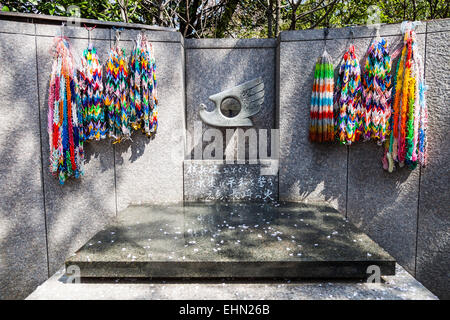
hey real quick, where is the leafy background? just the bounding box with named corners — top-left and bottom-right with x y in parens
top-left (1, 1), bottom-right (449, 38)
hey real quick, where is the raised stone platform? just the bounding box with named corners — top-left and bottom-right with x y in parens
top-left (66, 202), bottom-right (395, 278)
top-left (27, 264), bottom-right (437, 300)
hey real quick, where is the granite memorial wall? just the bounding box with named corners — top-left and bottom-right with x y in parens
top-left (184, 38), bottom-right (279, 202)
top-left (0, 17), bottom-right (186, 299)
top-left (0, 15), bottom-right (448, 299)
top-left (277, 20), bottom-right (449, 299)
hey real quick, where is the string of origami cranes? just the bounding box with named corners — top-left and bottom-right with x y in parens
top-left (309, 21), bottom-right (428, 173)
top-left (48, 25), bottom-right (158, 184)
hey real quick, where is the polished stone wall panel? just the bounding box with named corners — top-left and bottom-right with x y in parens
top-left (346, 32), bottom-right (426, 274)
top-left (0, 27), bottom-right (48, 300)
top-left (36, 31), bottom-right (116, 276)
top-left (416, 20), bottom-right (450, 299)
top-left (185, 39), bottom-right (277, 160)
top-left (114, 37), bottom-right (185, 210)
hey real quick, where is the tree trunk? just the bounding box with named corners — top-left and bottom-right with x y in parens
top-left (156, 0), bottom-right (164, 26)
top-left (275, 0), bottom-right (280, 36)
top-left (431, 0), bottom-right (439, 19)
top-left (119, 0), bottom-right (128, 23)
top-left (267, 0), bottom-right (273, 38)
top-left (403, 0), bottom-right (407, 20)
top-left (215, 0), bottom-right (240, 38)
top-left (179, 0), bottom-right (189, 37)
top-left (290, 3), bottom-right (299, 30)
top-left (179, 0), bottom-right (202, 38)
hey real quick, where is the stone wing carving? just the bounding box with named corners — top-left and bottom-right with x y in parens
top-left (199, 77), bottom-right (265, 127)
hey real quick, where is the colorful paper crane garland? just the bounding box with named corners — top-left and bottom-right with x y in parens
top-left (48, 31), bottom-right (160, 184)
top-left (334, 44), bottom-right (363, 145)
top-left (47, 24), bottom-right (428, 185)
top-left (48, 37), bottom-right (84, 184)
top-left (309, 50), bottom-right (334, 143)
top-left (362, 36), bottom-right (392, 144)
top-left (383, 25), bottom-right (428, 172)
top-left (104, 37), bottom-right (131, 143)
top-left (309, 22), bottom-right (428, 173)
top-left (79, 45), bottom-right (106, 141)
top-left (129, 33), bottom-right (158, 137)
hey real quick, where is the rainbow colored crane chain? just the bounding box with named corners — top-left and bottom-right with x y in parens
top-left (48, 37), bottom-right (84, 184)
top-left (384, 27), bottom-right (428, 172)
top-left (309, 50), bottom-right (334, 143)
top-left (104, 45), bottom-right (130, 143)
top-left (129, 33), bottom-right (158, 137)
top-left (334, 45), bottom-right (363, 145)
top-left (362, 37), bottom-right (392, 144)
top-left (79, 46), bottom-right (106, 141)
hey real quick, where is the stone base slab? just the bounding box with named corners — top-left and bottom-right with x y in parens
top-left (66, 202), bottom-right (395, 279)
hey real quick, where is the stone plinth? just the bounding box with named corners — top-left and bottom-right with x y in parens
top-left (66, 202), bottom-right (395, 278)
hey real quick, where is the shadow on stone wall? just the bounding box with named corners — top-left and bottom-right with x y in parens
top-left (279, 32), bottom-right (420, 280)
top-left (34, 32), bottom-right (117, 278)
top-left (114, 131), bottom-right (155, 165)
top-left (1, 19), bottom-right (448, 300)
top-left (0, 32), bottom-right (48, 299)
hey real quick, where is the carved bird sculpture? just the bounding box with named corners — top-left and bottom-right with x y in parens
top-left (199, 77), bottom-right (265, 127)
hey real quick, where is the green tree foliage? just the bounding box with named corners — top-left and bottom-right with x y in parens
top-left (1, 0), bottom-right (449, 37)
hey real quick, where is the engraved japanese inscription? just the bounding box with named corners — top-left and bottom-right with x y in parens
top-left (184, 162), bottom-right (278, 202)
